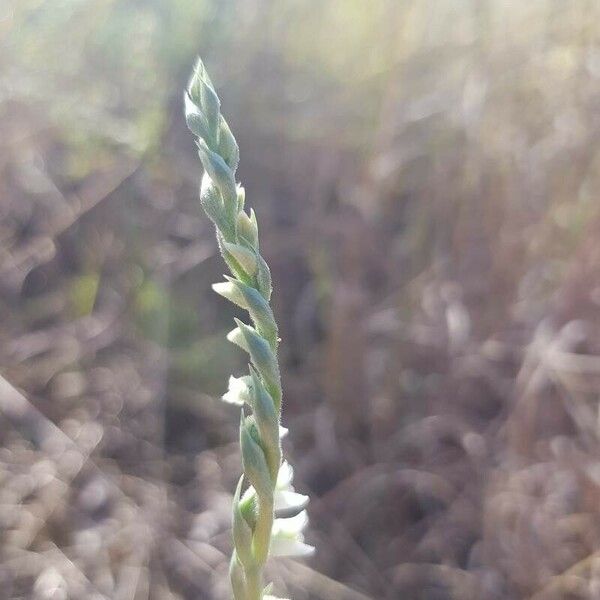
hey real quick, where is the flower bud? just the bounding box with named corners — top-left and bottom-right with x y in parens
top-left (184, 93), bottom-right (211, 142)
top-left (188, 59), bottom-right (220, 131)
top-left (256, 254), bottom-right (272, 300)
top-left (199, 174), bottom-right (230, 235)
top-left (236, 209), bottom-right (259, 249)
top-left (250, 367), bottom-right (280, 480)
top-left (234, 319), bottom-right (281, 406)
top-left (240, 415), bottom-right (274, 500)
top-left (224, 277), bottom-right (277, 347)
top-left (197, 139), bottom-right (237, 212)
top-left (212, 280), bottom-right (248, 309)
top-left (227, 326), bottom-right (248, 352)
top-left (219, 116), bottom-right (239, 171)
top-left (222, 242), bottom-right (258, 276)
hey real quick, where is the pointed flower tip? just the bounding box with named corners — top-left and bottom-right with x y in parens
top-left (270, 537), bottom-right (315, 558)
top-left (223, 242), bottom-right (258, 275)
top-left (212, 280), bottom-right (232, 295)
top-left (226, 326), bottom-right (248, 352)
top-left (212, 280), bottom-right (247, 309)
top-left (274, 490), bottom-right (309, 512)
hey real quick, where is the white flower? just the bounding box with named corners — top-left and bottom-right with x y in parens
top-left (221, 375), bottom-right (252, 405)
top-left (270, 510), bottom-right (314, 558)
top-left (276, 461), bottom-right (294, 489)
top-left (274, 490), bottom-right (309, 512)
top-left (274, 461), bottom-right (309, 512)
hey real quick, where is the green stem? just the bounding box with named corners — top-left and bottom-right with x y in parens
top-left (252, 496), bottom-right (274, 566)
top-left (245, 567), bottom-right (263, 600)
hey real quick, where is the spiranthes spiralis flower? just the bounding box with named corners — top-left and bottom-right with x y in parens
top-left (184, 58), bottom-right (313, 600)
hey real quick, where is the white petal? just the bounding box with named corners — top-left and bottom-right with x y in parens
top-left (276, 461), bottom-right (294, 489)
top-left (279, 425), bottom-right (289, 439)
top-left (274, 490), bottom-right (309, 512)
top-left (270, 537), bottom-right (315, 558)
top-left (273, 510), bottom-right (309, 536)
top-left (222, 375), bottom-right (252, 405)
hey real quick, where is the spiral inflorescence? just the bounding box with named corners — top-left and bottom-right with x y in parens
top-left (184, 59), bottom-right (313, 600)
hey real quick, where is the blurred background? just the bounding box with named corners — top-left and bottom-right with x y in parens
top-left (2, 1), bottom-right (600, 598)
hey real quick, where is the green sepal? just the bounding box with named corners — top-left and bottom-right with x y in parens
top-left (250, 366), bottom-right (281, 480)
top-left (184, 93), bottom-right (213, 144)
top-left (196, 139), bottom-right (237, 216)
top-left (227, 326), bottom-right (248, 352)
top-left (217, 231), bottom-right (253, 282)
top-left (226, 277), bottom-right (277, 347)
top-left (234, 319), bottom-right (281, 406)
top-left (223, 242), bottom-right (258, 276)
top-left (188, 59), bottom-right (220, 132)
top-left (256, 254), bottom-right (272, 301)
top-left (188, 58), bottom-right (213, 104)
top-left (212, 278), bottom-right (248, 309)
top-left (229, 552), bottom-right (246, 600)
top-left (199, 78), bottom-right (220, 138)
top-left (237, 209), bottom-right (259, 249)
top-left (239, 486), bottom-right (258, 530)
top-left (232, 475), bottom-right (254, 570)
top-left (219, 115), bottom-right (240, 172)
top-left (199, 174), bottom-right (232, 237)
top-left (240, 414), bottom-right (275, 500)
top-left (237, 186), bottom-right (246, 213)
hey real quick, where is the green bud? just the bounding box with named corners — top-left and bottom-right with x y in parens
top-left (235, 319), bottom-right (281, 406)
top-left (256, 254), bottom-right (272, 301)
top-left (237, 185), bottom-right (246, 213)
top-left (184, 93), bottom-right (212, 143)
top-left (237, 210), bottom-right (259, 249)
top-left (188, 58), bottom-right (210, 104)
top-left (199, 174), bottom-right (231, 236)
top-left (199, 78), bottom-right (220, 137)
top-left (219, 116), bottom-right (240, 171)
top-left (212, 279), bottom-right (247, 309)
top-left (187, 58), bottom-right (220, 141)
top-left (250, 366), bottom-right (281, 480)
top-left (240, 414), bottom-right (274, 500)
top-left (224, 277), bottom-right (277, 347)
top-left (227, 326), bottom-right (248, 352)
top-left (223, 242), bottom-right (258, 276)
top-left (239, 486), bottom-right (258, 530)
top-left (197, 139), bottom-right (237, 213)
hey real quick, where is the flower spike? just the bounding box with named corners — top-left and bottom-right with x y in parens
top-left (184, 57), bottom-right (311, 600)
